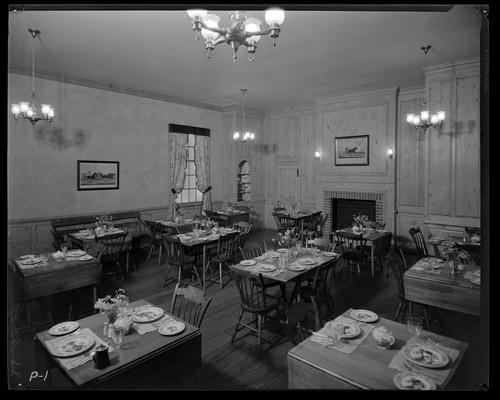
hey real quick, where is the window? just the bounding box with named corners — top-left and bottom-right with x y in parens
top-left (176, 134), bottom-right (203, 204)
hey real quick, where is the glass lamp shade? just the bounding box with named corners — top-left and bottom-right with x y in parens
top-left (19, 102), bottom-right (30, 112)
top-left (201, 14), bottom-right (220, 41)
top-left (437, 111), bottom-right (445, 121)
top-left (412, 116), bottom-right (421, 125)
top-left (41, 104), bottom-right (51, 116)
top-left (187, 9), bottom-right (207, 19)
top-left (233, 132), bottom-right (240, 140)
top-left (250, 133), bottom-right (255, 140)
top-left (420, 110), bottom-right (429, 121)
top-left (26, 108), bottom-right (34, 117)
top-left (245, 18), bottom-right (262, 43)
top-left (47, 108), bottom-right (55, 118)
top-left (406, 114), bottom-right (414, 123)
top-left (265, 8), bottom-right (285, 25)
top-left (430, 115), bottom-right (439, 124)
top-left (11, 104), bottom-right (21, 115)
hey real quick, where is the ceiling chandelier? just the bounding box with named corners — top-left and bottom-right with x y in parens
top-left (187, 8), bottom-right (285, 62)
top-left (406, 45), bottom-right (445, 132)
top-left (11, 28), bottom-right (55, 125)
top-left (233, 89), bottom-right (255, 142)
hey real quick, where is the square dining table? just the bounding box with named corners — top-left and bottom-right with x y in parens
top-left (34, 299), bottom-right (201, 388)
top-left (287, 308), bottom-right (468, 389)
top-left (404, 258), bottom-right (481, 316)
top-left (9, 254), bottom-right (101, 332)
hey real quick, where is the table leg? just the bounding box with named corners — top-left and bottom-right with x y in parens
top-left (202, 245), bottom-right (206, 291)
top-left (371, 242), bottom-right (375, 278)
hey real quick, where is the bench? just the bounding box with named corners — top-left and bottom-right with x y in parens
top-left (51, 211), bottom-right (150, 251)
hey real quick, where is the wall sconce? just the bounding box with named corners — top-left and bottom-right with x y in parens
top-left (387, 148), bottom-right (394, 158)
top-left (314, 151), bottom-right (321, 159)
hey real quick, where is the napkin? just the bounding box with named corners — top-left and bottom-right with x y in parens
top-left (45, 328), bottom-right (114, 370)
top-left (133, 315), bottom-right (176, 335)
top-left (389, 338), bottom-right (460, 387)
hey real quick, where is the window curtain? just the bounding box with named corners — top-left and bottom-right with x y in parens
top-left (194, 135), bottom-right (212, 212)
top-left (169, 132), bottom-right (188, 220)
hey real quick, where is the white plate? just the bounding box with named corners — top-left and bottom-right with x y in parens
top-left (66, 250), bottom-right (86, 257)
top-left (241, 260), bottom-right (257, 266)
top-left (402, 342), bottom-right (450, 369)
top-left (158, 320), bottom-right (186, 336)
top-left (276, 248), bottom-right (289, 253)
top-left (49, 333), bottom-right (95, 358)
top-left (132, 306), bottom-right (165, 323)
top-left (263, 251), bottom-right (280, 258)
top-left (255, 264), bottom-right (277, 273)
top-left (393, 372), bottom-right (436, 390)
top-left (75, 254), bottom-right (94, 261)
top-left (322, 251), bottom-right (338, 257)
top-left (350, 309), bottom-right (379, 323)
top-left (254, 256), bottom-right (266, 261)
top-left (470, 277), bottom-right (480, 285)
top-left (324, 320), bottom-right (361, 339)
top-left (19, 254), bottom-right (36, 260)
top-left (297, 258), bottom-right (317, 266)
top-left (287, 264), bottom-right (306, 272)
top-left (49, 321), bottom-right (80, 336)
top-left (18, 258), bottom-right (43, 265)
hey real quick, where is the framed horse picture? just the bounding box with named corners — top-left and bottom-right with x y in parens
top-left (77, 160), bottom-right (119, 190)
top-left (334, 135), bottom-right (369, 166)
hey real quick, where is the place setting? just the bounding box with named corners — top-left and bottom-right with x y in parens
top-left (16, 254), bottom-right (45, 267)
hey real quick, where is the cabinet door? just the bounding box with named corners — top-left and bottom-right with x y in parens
top-left (276, 164), bottom-right (301, 209)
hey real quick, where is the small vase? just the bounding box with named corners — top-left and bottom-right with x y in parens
top-left (103, 321), bottom-right (109, 337)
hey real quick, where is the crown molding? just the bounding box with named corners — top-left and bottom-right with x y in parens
top-left (8, 65), bottom-right (223, 112)
top-left (315, 86), bottom-right (400, 106)
top-left (423, 58), bottom-right (480, 73)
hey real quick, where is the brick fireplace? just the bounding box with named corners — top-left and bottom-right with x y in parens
top-left (322, 190), bottom-right (385, 237)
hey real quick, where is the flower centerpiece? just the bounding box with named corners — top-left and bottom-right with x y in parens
top-left (95, 288), bottom-right (128, 330)
top-left (195, 217), bottom-right (216, 232)
top-left (441, 239), bottom-right (460, 261)
top-left (95, 214), bottom-right (114, 235)
top-left (174, 204), bottom-right (184, 224)
top-left (352, 213), bottom-right (370, 232)
top-left (272, 228), bottom-right (301, 249)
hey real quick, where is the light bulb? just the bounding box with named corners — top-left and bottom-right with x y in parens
top-left (430, 115), bottom-right (439, 124)
top-left (413, 116), bottom-right (421, 125)
top-left (314, 151), bottom-right (321, 158)
top-left (420, 111), bottom-right (429, 121)
top-left (11, 104), bottom-right (21, 115)
top-left (187, 9), bottom-right (207, 19)
top-left (233, 132), bottom-right (240, 140)
top-left (406, 114), bottom-right (414, 123)
top-left (265, 7), bottom-right (285, 25)
top-left (19, 102), bottom-right (29, 112)
top-left (201, 14), bottom-right (220, 41)
top-left (437, 111), bottom-right (445, 121)
top-left (387, 148), bottom-right (394, 157)
top-left (245, 18), bottom-right (261, 43)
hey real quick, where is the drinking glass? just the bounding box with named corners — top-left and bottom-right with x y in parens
top-left (407, 316), bottom-right (423, 337)
top-left (110, 324), bottom-right (126, 351)
top-left (278, 254), bottom-right (286, 272)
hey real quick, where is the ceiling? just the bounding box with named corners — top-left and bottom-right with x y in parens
top-left (8, 5), bottom-right (481, 113)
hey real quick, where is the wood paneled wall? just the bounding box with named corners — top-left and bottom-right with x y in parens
top-left (397, 59), bottom-right (480, 247)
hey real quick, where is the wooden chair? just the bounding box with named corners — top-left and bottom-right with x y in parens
top-left (230, 267), bottom-right (284, 350)
top-left (372, 232), bottom-right (393, 278)
top-left (170, 283), bottom-right (212, 329)
top-left (394, 248), bottom-right (431, 327)
top-left (273, 205), bottom-right (287, 213)
top-left (175, 223), bottom-right (195, 234)
top-left (143, 220), bottom-right (170, 267)
top-left (305, 236), bottom-right (335, 252)
top-left (95, 231), bottom-right (129, 280)
top-left (272, 212), bottom-right (296, 234)
top-left (205, 231), bottom-right (240, 289)
top-left (303, 211), bottom-right (322, 234)
top-left (335, 231), bottom-right (369, 276)
top-left (162, 236), bottom-right (202, 289)
top-left (295, 259), bottom-right (338, 323)
top-left (240, 246), bottom-right (287, 300)
top-left (409, 227), bottom-right (429, 258)
top-left (50, 229), bottom-right (65, 251)
top-left (282, 298), bottom-right (321, 346)
top-left (203, 210), bottom-right (225, 226)
top-left (233, 222), bottom-right (252, 250)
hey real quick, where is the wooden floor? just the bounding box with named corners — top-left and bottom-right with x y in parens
top-left (8, 229), bottom-right (489, 390)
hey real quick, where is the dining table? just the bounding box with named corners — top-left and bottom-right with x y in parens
top-left (213, 209), bottom-right (249, 227)
top-left (174, 227), bottom-right (240, 291)
top-left (232, 247), bottom-right (340, 305)
top-left (336, 226), bottom-right (392, 278)
top-left (287, 308), bottom-right (469, 390)
top-left (404, 257), bottom-right (481, 316)
top-left (34, 299), bottom-right (201, 388)
top-left (157, 218), bottom-right (195, 234)
top-left (67, 227), bottom-right (135, 274)
top-left (9, 251), bottom-right (101, 332)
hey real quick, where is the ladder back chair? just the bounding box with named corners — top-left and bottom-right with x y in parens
top-left (282, 298), bottom-right (321, 346)
top-left (272, 212), bottom-right (296, 234)
top-left (233, 222), bottom-right (252, 250)
top-left (162, 236), bottom-right (202, 289)
top-left (170, 283), bottom-right (212, 329)
top-left (409, 227), bottom-right (429, 259)
top-left (335, 231), bottom-right (369, 276)
top-left (230, 267), bottom-right (284, 350)
top-left (144, 220), bottom-right (171, 267)
top-left (96, 231), bottom-right (129, 280)
top-left (206, 231), bottom-right (240, 289)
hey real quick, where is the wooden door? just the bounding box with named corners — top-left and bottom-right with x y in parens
top-left (276, 164), bottom-right (301, 210)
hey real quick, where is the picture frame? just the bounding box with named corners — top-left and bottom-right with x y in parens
top-left (334, 135), bottom-right (370, 166)
top-left (77, 160), bottom-right (119, 191)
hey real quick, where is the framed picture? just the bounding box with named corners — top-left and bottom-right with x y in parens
top-left (77, 160), bottom-right (119, 191)
top-left (334, 135), bottom-right (370, 166)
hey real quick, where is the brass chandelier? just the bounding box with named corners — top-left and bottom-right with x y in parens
top-left (186, 8), bottom-right (285, 62)
top-left (11, 28), bottom-right (55, 125)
